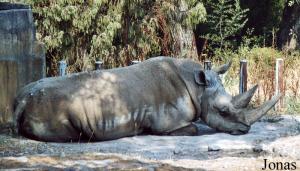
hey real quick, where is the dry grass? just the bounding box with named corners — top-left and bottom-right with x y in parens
top-left (210, 47), bottom-right (300, 113)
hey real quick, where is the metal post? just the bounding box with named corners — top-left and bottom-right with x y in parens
top-left (275, 58), bottom-right (284, 109)
top-left (239, 59), bottom-right (248, 94)
top-left (58, 60), bottom-right (67, 76)
top-left (95, 61), bottom-right (103, 70)
top-left (130, 60), bottom-right (141, 65)
top-left (204, 60), bottom-right (212, 70)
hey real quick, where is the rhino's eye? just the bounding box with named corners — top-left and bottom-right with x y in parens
top-left (218, 106), bottom-right (230, 117)
top-left (219, 106), bottom-right (228, 113)
top-left (220, 111), bottom-right (230, 117)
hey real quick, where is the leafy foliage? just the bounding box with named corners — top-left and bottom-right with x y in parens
top-left (202, 0), bottom-right (248, 50)
top-left (2, 0), bottom-right (206, 75)
top-left (28, 0), bottom-right (123, 74)
top-left (288, 0), bottom-right (300, 6)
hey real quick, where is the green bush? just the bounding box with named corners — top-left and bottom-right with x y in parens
top-left (199, 0), bottom-right (248, 51)
top-left (2, 0), bottom-right (206, 76)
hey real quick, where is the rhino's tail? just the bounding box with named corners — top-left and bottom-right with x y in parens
top-left (13, 96), bottom-right (28, 135)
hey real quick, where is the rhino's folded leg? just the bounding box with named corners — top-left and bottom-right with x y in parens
top-left (167, 123), bottom-right (198, 136)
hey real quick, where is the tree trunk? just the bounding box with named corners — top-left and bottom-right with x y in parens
top-left (169, 0), bottom-right (198, 60)
top-left (277, 3), bottom-right (300, 51)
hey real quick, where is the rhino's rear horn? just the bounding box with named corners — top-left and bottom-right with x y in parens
top-left (214, 60), bottom-right (232, 74)
top-left (241, 94), bottom-right (282, 125)
top-left (232, 85), bottom-right (258, 109)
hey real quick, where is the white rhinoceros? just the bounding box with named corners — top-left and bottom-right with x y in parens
top-left (14, 57), bottom-right (280, 142)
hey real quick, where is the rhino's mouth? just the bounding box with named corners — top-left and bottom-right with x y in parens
top-left (228, 126), bottom-right (250, 135)
top-left (202, 110), bottom-right (250, 134)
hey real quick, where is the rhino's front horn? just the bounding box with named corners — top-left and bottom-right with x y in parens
top-left (232, 85), bottom-right (258, 108)
top-left (214, 60), bottom-right (232, 74)
top-left (241, 94), bottom-right (282, 125)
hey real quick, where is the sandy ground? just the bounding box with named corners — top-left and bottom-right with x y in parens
top-left (0, 115), bottom-right (300, 170)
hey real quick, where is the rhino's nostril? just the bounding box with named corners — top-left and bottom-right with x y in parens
top-left (240, 124), bottom-right (250, 133)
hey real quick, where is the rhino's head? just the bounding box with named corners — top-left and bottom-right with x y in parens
top-left (194, 62), bottom-right (281, 135)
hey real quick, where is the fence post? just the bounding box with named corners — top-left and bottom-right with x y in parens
top-left (130, 60), bottom-right (141, 65)
top-left (95, 61), bottom-right (103, 70)
top-left (204, 60), bottom-right (212, 70)
top-left (275, 58), bottom-right (284, 109)
top-left (58, 60), bottom-right (67, 76)
top-left (239, 59), bottom-right (248, 94)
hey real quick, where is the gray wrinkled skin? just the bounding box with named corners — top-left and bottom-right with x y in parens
top-left (14, 57), bottom-right (280, 142)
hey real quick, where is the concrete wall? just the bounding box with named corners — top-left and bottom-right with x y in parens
top-left (0, 2), bottom-right (45, 125)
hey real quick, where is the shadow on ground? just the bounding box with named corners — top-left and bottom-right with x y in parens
top-left (0, 115), bottom-right (300, 170)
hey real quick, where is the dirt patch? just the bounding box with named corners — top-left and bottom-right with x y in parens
top-left (0, 154), bottom-right (197, 170)
top-left (162, 156), bottom-right (300, 171)
top-left (0, 115), bottom-right (300, 170)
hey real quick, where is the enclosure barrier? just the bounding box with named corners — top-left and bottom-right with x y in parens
top-left (57, 60), bottom-right (144, 74)
top-left (95, 61), bottom-right (103, 70)
top-left (55, 58), bottom-right (285, 110)
top-left (58, 61), bottom-right (67, 76)
top-left (0, 2), bottom-right (45, 125)
top-left (204, 60), bottom-right (212, 70)
top-left (239, 59), bottom-right (248, 94)
top-left (275, 58), bottom-right (284, 109)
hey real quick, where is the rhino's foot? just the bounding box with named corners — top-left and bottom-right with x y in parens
top-left (167, 123), bottom-right (198, 136)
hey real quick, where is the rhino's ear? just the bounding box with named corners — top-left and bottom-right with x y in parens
top-left (194, 70), bottom-right (207, 86)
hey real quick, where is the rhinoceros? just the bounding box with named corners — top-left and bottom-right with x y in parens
top-left (14, 57), bottom-right (281, 142)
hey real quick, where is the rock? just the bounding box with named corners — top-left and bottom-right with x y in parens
top-left (173, 149), bottom-right (180, 154)
top-left (253, 145), bottom-right (263, 153)
top-left (17, 153), bottom-right (24, 156)
top-left (208, 144), bottom-right (221, 151)
top-left (60, 152), bottom-right (65, 158)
